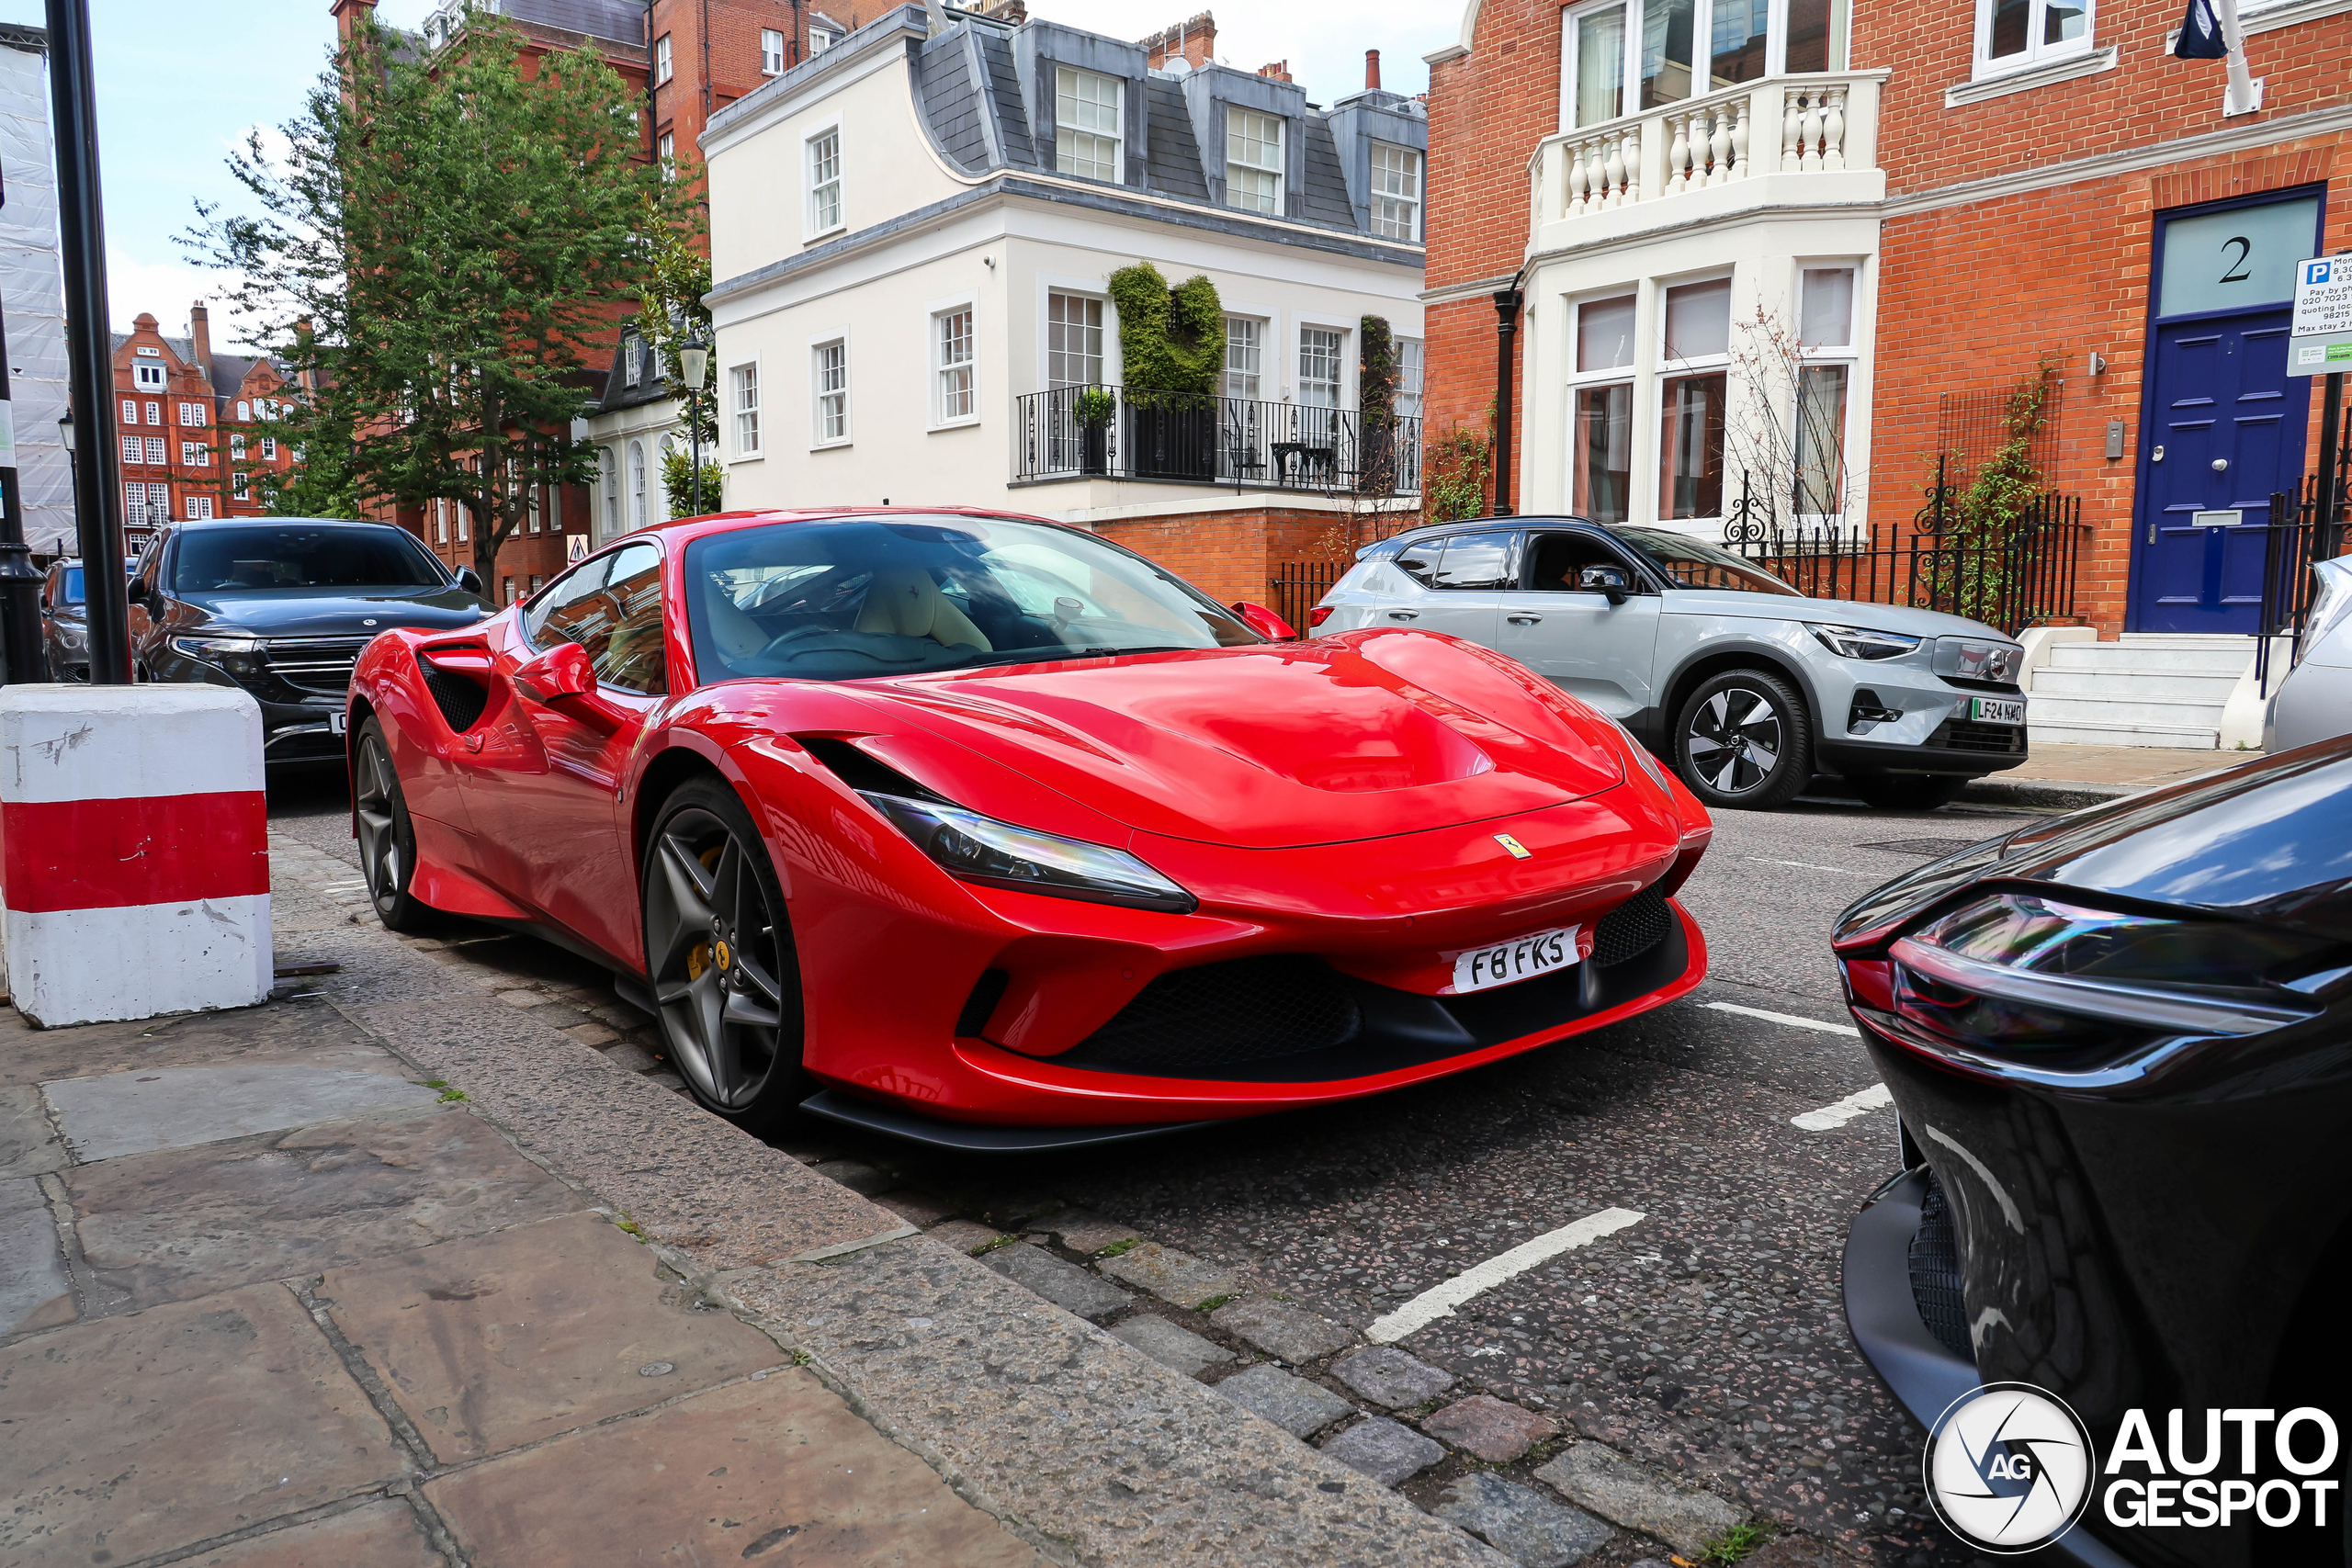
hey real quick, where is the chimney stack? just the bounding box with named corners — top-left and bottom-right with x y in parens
top-left (189, 302), bottom-right (213, 376)
top-left (1257, 60), bottom-right (1291, 82)
top-left (1139, 12), bottom-right (1216, 71)
top-left (1365, 49), bottom-right (1381, 89)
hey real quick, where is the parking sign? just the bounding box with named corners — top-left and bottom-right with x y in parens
top-left (2289, 255), bottom-right (2352, 376)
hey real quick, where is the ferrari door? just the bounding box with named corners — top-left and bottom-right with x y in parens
top-left (464, 541), bottom-right (667, 965)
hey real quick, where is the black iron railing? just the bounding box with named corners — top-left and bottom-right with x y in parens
top-left (1723, 485), bottom-right (2089, 637)
top-left (1014, 384), bottom-right (1421, 497)
top-left (1268, 558), bottom-right (1343, 630)
top-left (2256, 445), bottom-right (2352, 692)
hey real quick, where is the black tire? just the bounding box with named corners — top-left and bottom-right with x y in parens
top-left (1845, 772), bottom-right (1971, 811)
top-left (640, 777), bottom-right (808, 1134)
top-left (1671, 668), bottom-right (1814, 810)
top-left (353, 718), bottom-right (442, 932)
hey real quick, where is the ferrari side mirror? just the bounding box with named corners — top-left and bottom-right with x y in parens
top-left (1230, 601), bottom-right (1296, 641)
top-left (515, 639), bottom-right (595, 703)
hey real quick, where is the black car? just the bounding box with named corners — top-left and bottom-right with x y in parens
top-left (40, 559), bottom-right (91, 682)
top-left (130, 517), bottom-right (491, 763)
top-left (1834, 739), bottom-right (2352, 1566)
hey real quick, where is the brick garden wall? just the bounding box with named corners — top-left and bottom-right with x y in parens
top-left (1096, 504), bottom-right (1401, 608)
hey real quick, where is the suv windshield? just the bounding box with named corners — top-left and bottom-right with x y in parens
top-left (172, 525), bottom-right (448, 593)
top-left (1611, 526), bottom-right (1800, 597)
top-left (684, 514), bottom-right (1260, 682)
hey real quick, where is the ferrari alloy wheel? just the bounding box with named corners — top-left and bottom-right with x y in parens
top-left (354, 718), bottom-right (440, 932)
top-left (642, 779), bottom-right (807, 1132)
top-left (1673, 669), bottom-right (1813, 810)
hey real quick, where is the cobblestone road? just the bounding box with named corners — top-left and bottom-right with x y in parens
top-left (269, 763), bottom-right (2043, 1568)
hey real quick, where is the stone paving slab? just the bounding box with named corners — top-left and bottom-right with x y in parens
top-left (1214, 1363), bottom-right (1355, 1438)
top-left (925, 1219), bottom-right (1005, 1255)
top-left (424, 1371), bottom-right (1047, 1568)
top-left (1320, 1416), bottom-right (1445, 1485)
top-left (1332, 1345), bottom-right (1455, 1408)
top-left (1535, 1442), bottom-right (1748, 1555)
top-left (0, 994), bottom-right (396, 1089)
top-left (981, 1241), bottom-right (1132, 1324)
top-left (44, 1063), bottom-right (442, 1162)
top-left (1109, 1313), bottom-right (1234, 1377)
top-left (1046, 1207), bottom-right (1140, 1254)
top-left (0, 1086), bottom-right (64, 1179)
top-left (1099, 1240), bottom-right (1237, 1309)
top-left (0, 1280), bottom-right (407, 1567)
top-left (66, 1107), bottom-right (580, 1315)
top-left (724, 1237), bottom-right (1503, 1568)
top-left (174, 1499), bottom-right (445, 1568)
top-left (322, 1211), bottom-right (784, 1462)
top-left (1422, 1393), bottom-right (1561, 1463)
top-left (0, 1175), bottom-right (72, 1338)
top-left (1433, 1472), bottom-right (1612, 1568)
top-left (1213, 1297), bottom-right (1354, 1363)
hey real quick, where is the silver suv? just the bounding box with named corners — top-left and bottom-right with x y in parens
top-left (1314, 518), bottom-right (2030, 810)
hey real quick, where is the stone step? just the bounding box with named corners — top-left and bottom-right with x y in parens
top-left (2045, 644), bottom-right (2253, 676)
top-left (2028, 694), bottom-right (2230, 728)
top-left (2114, 633), bottom-right (2259, 646)
top-left (2030, 669), bottom-right (2243, 700)
top-left (2028, 719), bottom-right (2222, 750)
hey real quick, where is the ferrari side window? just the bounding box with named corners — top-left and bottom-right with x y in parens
top-left (526, 555), bottom-right (613, 649)
top-left (594, 545), bottom-right (669, 695)
top-left (1431, 534), bottom-right (1516, 591)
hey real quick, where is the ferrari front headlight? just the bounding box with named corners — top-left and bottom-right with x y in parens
top-left (862, 792), bottom-right (1197, 914)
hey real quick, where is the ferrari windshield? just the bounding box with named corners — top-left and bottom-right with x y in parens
top-left (684, 513), bottom-right (1260, 682)
top-left (1611, 526), bottom-right (1801, 597)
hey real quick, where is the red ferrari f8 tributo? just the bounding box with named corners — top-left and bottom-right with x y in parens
top-left (346, 509), bottom-right (1713, 1148)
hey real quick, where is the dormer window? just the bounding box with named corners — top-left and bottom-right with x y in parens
top-left (1227, 108), bottom-right (1283, 215)
top-left (1054, 68), bottom-right (1123, 184)
top-left (1369, 142), bottom-right (1421, 241)
top-left (623, 333), bottom-right (642, 388)
top-left (810, 23), bottom-right (842, 52)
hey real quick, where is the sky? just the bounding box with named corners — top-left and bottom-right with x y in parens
top-left (0, 0), bottom-right (1453, 355)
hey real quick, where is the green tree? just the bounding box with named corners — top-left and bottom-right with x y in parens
top-left (187, 14), bottom-right (698, 580)
top-left (662, 445), bottom-right (722, 518)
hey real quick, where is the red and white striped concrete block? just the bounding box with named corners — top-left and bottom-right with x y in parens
top-left (0, 685), bottom-right (272, 1026)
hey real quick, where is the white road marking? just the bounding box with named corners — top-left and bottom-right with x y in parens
top-left (1702, 1001), bottom-right (1860, 1035)
top-left (1366, 1208), bottom-right (1645, 1344)
top-left (1790, 1082), bottom-right (1894, 1131)
top-left (1747, 857), bottom-right (1871, 875)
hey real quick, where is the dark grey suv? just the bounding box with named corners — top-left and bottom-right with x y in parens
top-left (130, 518), bottom-right (491, 764)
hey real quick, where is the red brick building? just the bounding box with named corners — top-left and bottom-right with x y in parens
top-left (1419, 0), bottom-right (2349, 658)
top-left (109, 306), bottom-right (301, 554)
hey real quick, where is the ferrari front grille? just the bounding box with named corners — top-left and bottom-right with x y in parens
top-left (1590, 885), bottom-right (1671, 969)
top-left (1908, 1171), bottom-right (1973, 1359)
top-left (1068, 955), bottom-right (1363, 1074)
top-left (417, 651), bottom-right (490, 732)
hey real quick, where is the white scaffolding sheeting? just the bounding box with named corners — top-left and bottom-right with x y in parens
top-left (0, 38), bottom-right (73, 557)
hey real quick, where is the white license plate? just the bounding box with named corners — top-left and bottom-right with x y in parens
top-left (1970, 697), bottom-right (2025, 725)
top-left (328, 709), bottom-right (347, 736)
top-left (1450, 924), bottom-right (1582, 994)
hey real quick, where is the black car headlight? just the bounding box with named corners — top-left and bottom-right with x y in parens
top-left (1808, 622), bottom-right (1922, 660)
top-left (171, 634), bottom-right (266, 676)
top-left (862, 792), bottom-right (1196, 913)
top-left (53, 621), bottom-right (87, 652)
top-left (1885, 891), bottom-right (2338, 1049)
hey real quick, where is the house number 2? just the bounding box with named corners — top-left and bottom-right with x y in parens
top-left (2219, 236), bottom-right (2252, 283)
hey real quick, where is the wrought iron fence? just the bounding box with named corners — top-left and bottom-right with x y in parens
top-left (1722, 488), bottom-right (2089, 637)
top-left (1267, 558), bottom-right (1343, 631)
top-left (2256, 447), bottom-right (2352, 690)
top-left (1014, 385), bottom-right (1420, 497)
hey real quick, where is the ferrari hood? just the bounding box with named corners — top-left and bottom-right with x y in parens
top-left (842, 628), bottom-right (1628, 850)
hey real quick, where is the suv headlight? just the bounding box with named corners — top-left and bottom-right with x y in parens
top-left (171, 634), bottom-right (266, 676)
top-left (1807, 623), bottom-right (1921, 660)
top-left (862, 792), bottom-right (1197, 913)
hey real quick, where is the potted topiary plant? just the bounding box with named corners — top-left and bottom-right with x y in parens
top-left (1073, 385), bottom-right (1115, 475)
top-left (1108, 262), bottom-right (1222, 480)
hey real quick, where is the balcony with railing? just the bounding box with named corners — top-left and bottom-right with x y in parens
top-left (1527, 69), bottom-right (1886, 246)
top-left (1012, 385), bottom-right (1421, 499)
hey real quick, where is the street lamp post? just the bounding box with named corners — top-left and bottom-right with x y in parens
top-left (679, 329), bottom-right (709, 517)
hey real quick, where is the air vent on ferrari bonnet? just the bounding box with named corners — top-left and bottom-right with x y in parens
top-left (416, 652), bottom-right (489, 732)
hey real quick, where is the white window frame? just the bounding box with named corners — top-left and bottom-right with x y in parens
top-left (931, 301), bottom-right (978, 429)
top-left (810, 336), bottom-right (851, 448)
top-left (654, 32), bottom-right (673, 84)
top-left (261, 438), bottom-right (277, 461)
top-left (1655, 271), bottom-right (1736, 527)
top-left (230, 433), bottom-right (247, 458)
top-left (1368, 141), bottom-right (1422, 242)
top-left (181, 440), bottom-right (210, 468)
top-left (623, 332), bottom-right (642, 388)
top-left (805, 121), bottom-right (844, 241)
top-left (761, 28), bottom-right (786, 74)
top-left (186, 495), bottom-right (213, 521)
top-left (1294, 319), bottom-right (1351, 409)
top-left (658, 132), bottom-right (674, 173)
top-left (1396, 336), bottom-right (1425, 419)
top-left (1792, 260), bottom-right (1861, 528)
top-left (132, 362), bottom-right (164, 391)
top-left (1043, 287), bottom-right (1108, 390)
top-left (232, 472), bottom-right (249, 502)
top-left (1972, 0), bottom-right (2095, 78)
top-left (1054, 67), bottom-right (1124, 185)
top-left (1222, 316), bottom-right (1266, 401)
top-left (601, 447), bottom-right (622, 535)
top-left (810, 22), bottom-right (842, 52)
top-left (120, 398), bottom-right (136, 423)
top-left (436, 498), bottom-right (449, 544)
top-left (235, 399), bottom-right (250, 422)
top-left (1226, 107), bottom-right (1284, 215)
top-left (119, 434), bottom-right (141, 465)
top-left (1556, 0), bottom-right (1850, 132)
top-left (144, 435), bottom-right (166, 465)
top-left (628, 438), bottom-right (649, 530)
top-left (145, 401), bottom-right (161, 425)
top-left (727, 359), bottom-right (764, 461)
top-left (178, 400), bottom-right (205, 426)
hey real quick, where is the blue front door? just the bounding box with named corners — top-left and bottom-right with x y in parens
top-left (2129, 313), bottom-right (2310, 633)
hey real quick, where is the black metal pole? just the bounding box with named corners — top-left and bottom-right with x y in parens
top-left (2316, 370), bottom-right (2344, 558)
top-left (46, 0), bottom-right (128, 684)
top-left (1491, 288), bottom-right (1521, 517)
top-left (0, 236), bottom-right (46, 684)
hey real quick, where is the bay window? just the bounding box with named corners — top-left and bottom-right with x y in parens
top-left (1793, 265), bottom-right (1857, 524)
top-left (1658, 278), bottom-right (1731, 522)
top-left (1560, 0), bottom-right (1846, 129)
top-left (1571, 295), bottom-right (1637, 524)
